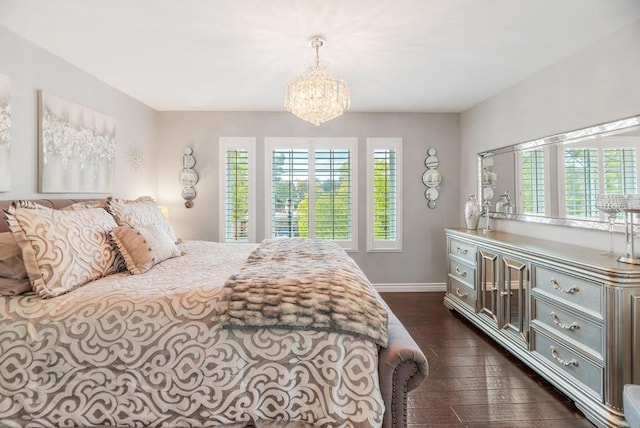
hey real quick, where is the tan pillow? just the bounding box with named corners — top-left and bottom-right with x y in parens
top-left (0, 232), bottom-right (28, 280)
top-left (5, 201), bottom-right (121, 298)
top-left (0, 277), bottom-right (31, 296)
top-left (107, 197), bottom-right (177, 243)
top-left (110, 225), bottom-right (182, 274)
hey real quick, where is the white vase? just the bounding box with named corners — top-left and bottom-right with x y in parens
top-left (464, 194), bottom-right (481, 230)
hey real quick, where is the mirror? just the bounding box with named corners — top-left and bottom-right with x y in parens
top-left (478, 115), bottom-right (640, 230)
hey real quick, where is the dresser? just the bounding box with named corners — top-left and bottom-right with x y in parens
top-left (445, 229), bottom-right (640, 428)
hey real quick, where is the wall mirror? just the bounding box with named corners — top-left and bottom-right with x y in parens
top-left (478, 115), bottom-right (640, 230)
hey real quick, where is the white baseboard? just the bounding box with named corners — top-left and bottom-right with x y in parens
top-left (373, 283), bottom-right (446, 292)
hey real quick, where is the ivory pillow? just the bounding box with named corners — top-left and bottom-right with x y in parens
top-left (5, 201), bottom-right (121, 298)
top-left (110, 225), bottom-right (182, 274)
top-left (107, 197), bottom-right (177, 243)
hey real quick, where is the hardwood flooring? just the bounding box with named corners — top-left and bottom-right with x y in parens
top-left (379, 292), bottom-right (595, 428)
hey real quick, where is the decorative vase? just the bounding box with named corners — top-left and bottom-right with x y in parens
top-left (464, 194), bottom-right (482, 230)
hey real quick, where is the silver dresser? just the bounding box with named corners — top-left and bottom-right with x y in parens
top-left (444, 228), bottom-right (640, 428)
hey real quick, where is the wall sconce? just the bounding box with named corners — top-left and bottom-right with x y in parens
top-left (422, 148), bottom-right (442, 209)
top-left (179, 147), bottom-right (198, 208)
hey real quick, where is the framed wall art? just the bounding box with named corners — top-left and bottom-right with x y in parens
top-left (0, 75), bottom-right (11, 192)
top-left (38, 91), bottom-right (116, 193)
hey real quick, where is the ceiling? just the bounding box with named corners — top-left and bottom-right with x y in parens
top-left (1, 0), bottom-right (639, 112)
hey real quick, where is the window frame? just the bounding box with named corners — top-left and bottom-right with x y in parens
top-left (218, 137), bottom-right (256, 243)
top-left (366, 138), bottom-right (403, 252)
top-left (264, 137), bottom-right (358, 251)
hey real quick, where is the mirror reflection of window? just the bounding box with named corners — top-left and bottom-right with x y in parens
top-left (603, 147), bottom-right (636, 194)
top-left (519, 148), bottom-right (545, 215)
top-left (558, 138), bottom-right (639, 221)
top-left (562, 147), bottom-right (599, 219)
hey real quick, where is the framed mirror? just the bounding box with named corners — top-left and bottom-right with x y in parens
top-left (478, 114), bottom-right (640, 230)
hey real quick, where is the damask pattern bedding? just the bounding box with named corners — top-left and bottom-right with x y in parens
top-left (0, 241), bottom-right (385, 427)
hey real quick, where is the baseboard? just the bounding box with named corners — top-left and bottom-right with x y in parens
top-left (373, 283), bottom-right (446, 292)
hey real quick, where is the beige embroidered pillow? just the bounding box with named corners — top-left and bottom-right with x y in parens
top-left (0, 232), bottom-right (28, 280)
top-left (5, 201), bottom-right (121, 298)
top-left (0, 277), bottom-right (31, 296)
top-left (110, 225), bottom-right (182, 274)
top-left (107, 197), bottom-right (177, 243)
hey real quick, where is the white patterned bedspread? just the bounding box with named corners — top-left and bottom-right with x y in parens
top-left (0, 241), bottom-right (384, 428)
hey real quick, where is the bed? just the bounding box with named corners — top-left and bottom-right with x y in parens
top-left (0, 198), bottom-right (427, 428)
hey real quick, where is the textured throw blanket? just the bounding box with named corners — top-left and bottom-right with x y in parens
top-left (219, 238), bottom-right (389, 347)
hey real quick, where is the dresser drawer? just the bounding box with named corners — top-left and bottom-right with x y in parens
top-left (532, 265), bottom-right (603, 316)
top-left (531, 328), bottom-right (603, 400)
top-left (449, 259), bottom-right (475, 289)
top-left (448, 238), bottom-right (476, 265)
top-left (448, 277), bottom-right (476, 312)
top-left (532, 298), bottom-right (603, 358)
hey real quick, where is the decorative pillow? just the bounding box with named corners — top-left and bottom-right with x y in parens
top-left (0, 232), bottom-right (28, 280)
top-left (61, 200), bottom-right (108, 211)
top-left (0, 277), bottom-right (31, 296)
top-left (57, 199), bottom-right (128, 273)
top-left (107, 197), bottom-right (177, 243)
top-left (5, 201), bottom-right (121, 298)
top-left (109, 225), bottom-right (182, 274)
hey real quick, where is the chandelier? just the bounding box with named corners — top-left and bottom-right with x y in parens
top-left (284, 36), bottom-right (350, 126)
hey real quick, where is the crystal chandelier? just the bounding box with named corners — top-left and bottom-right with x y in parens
top-left (284, 36), bottom-right (350, 126)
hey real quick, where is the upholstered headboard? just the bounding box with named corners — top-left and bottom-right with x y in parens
top-left (0, 199), bottom-right (98, 233)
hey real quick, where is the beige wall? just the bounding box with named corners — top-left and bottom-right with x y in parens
top-left (0, 26), bottom-right (159, 200)
top-left (460, 18), bottom-right (640, 251)
top-left (156, 112), bottom-right (460, 286)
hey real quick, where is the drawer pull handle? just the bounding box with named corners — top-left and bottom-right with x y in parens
top-left (455, 267), bottom-right (468, 278)
top-left (500, 290), bottom-right (513, 296)
top-left (549, 346), bottom-right (579, 367)
top-left (456, 247), bottom-right (468, 256)
top-left (550, 312), bottom-right (580, 331)
top-left (550, 278), bottom-right (580, 294)
top-left (455, 288), bottom-right (468, 298)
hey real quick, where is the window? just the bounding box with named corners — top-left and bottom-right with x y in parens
top-left (265, 138), bottom-right (357, 251)
top-left (558, 138), bottom-right (638, 220)
top-left (367, 138), bottom-right (402, 252)
top-left (219, 138), bottom-right (256, 242)
top-left (518, 148), bottom-right (546, 215)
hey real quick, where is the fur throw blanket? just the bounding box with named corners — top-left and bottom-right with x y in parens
top-left (219, 239), bottom-right (388, 347)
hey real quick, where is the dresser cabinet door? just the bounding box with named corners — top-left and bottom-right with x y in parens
top-left (501, 255), bottom-right (528, 344)
top-left (478, 248), bottom-right (499, 325)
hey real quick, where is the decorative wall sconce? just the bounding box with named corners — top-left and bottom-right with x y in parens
top-left (422, 148), bottom-right (442, 209)
top-left (179, 147), bottom-right (198, 208)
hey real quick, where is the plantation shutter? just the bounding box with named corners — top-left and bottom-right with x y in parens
top-left (219, 137), bottom-right (255, 243)
top-left (373, 149), bottom-right (397, 240)
top-left (314, 149), bottom-right (352, 240)
top-left (224, 149), bottom-right (250, 241)
top-left (270, 149), bottom-right (309, 239)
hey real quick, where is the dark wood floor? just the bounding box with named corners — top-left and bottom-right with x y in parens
top-left (379, 292), bottom-right (595, 428)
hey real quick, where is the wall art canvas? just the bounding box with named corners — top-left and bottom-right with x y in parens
top-left (39, 91), bottom-right (116, 193)
top-left (0, 75), bottom-right (11, 192)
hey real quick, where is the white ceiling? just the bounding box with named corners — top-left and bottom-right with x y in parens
top-left (1, 0), bottom-right (639, 112)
